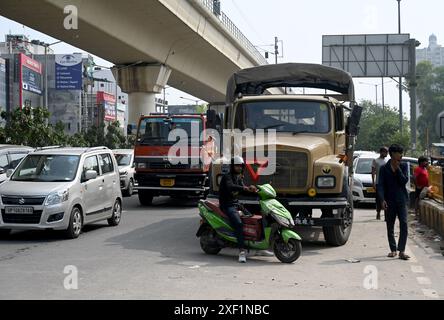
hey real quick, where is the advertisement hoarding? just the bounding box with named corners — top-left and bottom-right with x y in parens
top-left (20, 53), bottom-right (42, 95)
top-left (55, 54), bottom-right (83, 90)
top-left (97, 91), bottom-right (116, 122)
top-left (0, 58), bottom-right (6, 114)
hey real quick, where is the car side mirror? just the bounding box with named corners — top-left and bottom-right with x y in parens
top-left (0, 167), bottom-right (5, 175)
top-left (6, 169), bottom-right (14, 178)
top-left (84, 170), bottom-right (98, 181)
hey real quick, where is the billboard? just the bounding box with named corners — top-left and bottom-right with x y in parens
top-left (0, 58), bottom-right (6, 113)
top-left (55, 54), bottom-right (83, 90)
top-left (97, 91), bottom-right (116, 122)
top-left (322, 34), bottom-right (411, 77)
top-left (20, 53), bottom-right (42, 95)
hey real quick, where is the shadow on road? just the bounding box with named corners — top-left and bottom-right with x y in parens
top-left (105, 215), bottom-right (338, 267)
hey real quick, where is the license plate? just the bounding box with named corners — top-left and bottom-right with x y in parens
top-left (5, 206), bottom-right (34, 214)
top-left (160, 179), bottom-right (175, 187)
top-left (367, 187), bottom-right (376, 193)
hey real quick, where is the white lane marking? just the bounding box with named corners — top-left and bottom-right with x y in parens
top-left (422, 289), bottom-right (440, 299)
top-left (416, 277), bottom-right (432, 285)
top-left (411, 265), bottom-right (425, 274)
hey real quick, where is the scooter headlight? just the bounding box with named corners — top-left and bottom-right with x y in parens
top-left (271, 212), bottom-right (292, 228)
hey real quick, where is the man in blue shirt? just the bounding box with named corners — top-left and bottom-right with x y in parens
top-left (377, 144), bottom-right (410, 260)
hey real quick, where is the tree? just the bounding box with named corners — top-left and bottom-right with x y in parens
top-left (0, 107), bottom-right (67, 147)
top-left (409, 61), bottom-right (444, 150)
top-left (355, 100), bottom-right (410, 153)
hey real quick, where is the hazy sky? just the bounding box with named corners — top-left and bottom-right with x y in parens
top-left (0, 0), bottom-right (442, 114)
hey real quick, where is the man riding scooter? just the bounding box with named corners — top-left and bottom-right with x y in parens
top-left (219, 156), bottom-right (274, 263)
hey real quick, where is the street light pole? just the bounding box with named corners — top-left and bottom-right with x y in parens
top-left (397, 0), bottom-right (403, 133)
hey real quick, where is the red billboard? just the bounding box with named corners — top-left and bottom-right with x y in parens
top-left (97, 91), bottom-right (116, 122)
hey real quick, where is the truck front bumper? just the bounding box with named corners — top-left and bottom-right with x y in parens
top-left (134, 172), bottom-right (209, 194)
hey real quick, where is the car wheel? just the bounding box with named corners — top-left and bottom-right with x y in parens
top-left (108, 199), bottom-right (122, 226)
top-left (64, 207), bottom-right (83, 239)
top-left (123, 179), bottom-right (134, 197)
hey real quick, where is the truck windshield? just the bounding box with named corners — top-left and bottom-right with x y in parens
top-left (137, 117), bottom-right (202, 146)
top-left (239, 100), bottom-right (330, 134)
top-left (11, 155), bottom-right (80, 182)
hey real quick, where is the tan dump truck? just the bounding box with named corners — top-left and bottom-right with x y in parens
top-left (210, 63), bottom-right (362, 246)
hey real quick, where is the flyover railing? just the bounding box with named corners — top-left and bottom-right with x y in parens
top-left (199, 0), bottom-right (268, 66)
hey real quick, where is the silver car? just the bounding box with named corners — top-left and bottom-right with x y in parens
top-left (0, 147), bottom-right (122, 239)
top-left (113, 149), bottom-right (135, 197)
top-left (0, 145), bottom-right (34, 184)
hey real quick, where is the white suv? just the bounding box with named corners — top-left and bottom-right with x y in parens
top-left (0, 147), bottom-right (122, 239)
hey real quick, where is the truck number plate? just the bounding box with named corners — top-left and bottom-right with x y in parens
top-left (160, 179), bottom-right (175, 187)
top-left (5, 206), bottom-right (34, 214)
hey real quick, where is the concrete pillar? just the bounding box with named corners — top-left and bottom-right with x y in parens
top-left (112, 64), bottom-right (171, 126)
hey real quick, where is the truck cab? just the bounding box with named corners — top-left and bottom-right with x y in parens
top-left (134, 113), bottom-right (215, 205)
top-left (210, 63), bottom-right (362, 246)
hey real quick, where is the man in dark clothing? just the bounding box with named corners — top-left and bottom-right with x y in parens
top-left (377, 144), bottom-right (410, 260)
top-left (219, 156), bottom-right (257, 263)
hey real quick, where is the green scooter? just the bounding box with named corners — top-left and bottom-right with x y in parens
top-left (196, 184), bottom-right (302, 263)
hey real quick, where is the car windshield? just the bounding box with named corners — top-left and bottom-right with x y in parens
top-left (137, 117), bottom-right (202, 146)
top-left (11, 155), bottom-right (80, 182)
top-left (239, 100), bottom-right (331, 133)
top-left (115, 153), bottom-right (132, 166)
top-left (355, 158), bottom-right (374, 175)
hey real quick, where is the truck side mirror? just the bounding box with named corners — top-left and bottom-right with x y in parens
top-left (346, 105), bottom-right (363, 136)
top-left (206, 109), bottom-right (217, 128)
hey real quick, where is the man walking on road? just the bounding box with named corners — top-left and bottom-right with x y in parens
top-left (372, 147), bottom-right (389, 220)
top-left (377, 144), bottom-right (410, 260)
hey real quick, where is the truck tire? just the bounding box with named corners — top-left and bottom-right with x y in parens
top-left (322, 180), bottom-right (354, 247)
top-left (138, 190), bottom-right (153, 206)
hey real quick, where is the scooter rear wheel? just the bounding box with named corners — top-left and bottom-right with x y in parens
top-left (200, 228), bottom-right (222, 255)
top-left (273, 238), bottom-right (302, 263)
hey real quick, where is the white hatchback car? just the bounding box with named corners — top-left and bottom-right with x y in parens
top-left (0, 147), bottom-right (122, 239)
top-left (352, 153), bottom-right (380, 204)
top-left (113, 149), bottom-right (135, 197)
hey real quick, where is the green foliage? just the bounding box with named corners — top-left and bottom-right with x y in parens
top-left (0, 106), bottom-right (131, 150)
top-left (408, 61), bottom-right (444, 149)
top-left (196, 104), bottom-right (208, 114)
top-left (355, 100), bottom-right (410, 153)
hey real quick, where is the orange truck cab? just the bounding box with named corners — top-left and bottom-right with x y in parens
top-left (134, 113), bottom-right (217, 206)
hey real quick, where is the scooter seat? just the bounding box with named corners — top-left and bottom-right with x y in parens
top-left (202, 200), bottom-right (228, 219)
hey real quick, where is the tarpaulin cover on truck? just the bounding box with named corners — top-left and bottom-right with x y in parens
top-left (226, 63), bottom-right (355, 105)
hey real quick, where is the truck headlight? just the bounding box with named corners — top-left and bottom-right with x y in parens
top-left (136, 163), bottom-right (147, 169)
top-left (316, 176), bottom-right (336, 188)
top-left (45, 190), bottom-right (69, 206)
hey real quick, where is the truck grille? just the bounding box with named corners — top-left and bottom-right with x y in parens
top-left (243, 151), bottom-right (308, 189)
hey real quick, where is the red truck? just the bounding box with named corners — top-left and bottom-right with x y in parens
top-left (134, 113), bottom-right (218, 206)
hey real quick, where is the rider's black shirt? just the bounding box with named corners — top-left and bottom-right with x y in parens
top-left (219, 173), bottom-right (246, 208)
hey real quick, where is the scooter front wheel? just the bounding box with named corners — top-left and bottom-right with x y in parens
top-left (273, 238), bottom-right (302, 263)
top-left (200, 227), bottom-right (222, 255)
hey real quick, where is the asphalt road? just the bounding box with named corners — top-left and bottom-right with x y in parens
top-left (0, 195), bottom-right (443, 300)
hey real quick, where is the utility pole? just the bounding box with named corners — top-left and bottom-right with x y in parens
top-left (397, 0), bottom-right (403, 134)
top-left (274, 37), bottom-right (279, 64)
top-left (381, 77), bottom-right (385, 111)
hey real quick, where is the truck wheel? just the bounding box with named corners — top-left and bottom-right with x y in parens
top-left (200, 227), bottom-right (221, 255)
top-left (138, 190), bottom-right (153, 206)
top-left (123, 179), bottom-right (134, 197)
top-left (322, 189), bottom-right (354, 246)
top-left (273, 237), bottom-right (302, 263)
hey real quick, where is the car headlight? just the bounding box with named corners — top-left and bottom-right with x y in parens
top-left (316, 176), bottom-right (336, 188)
top-left (353, 178), bottom-right (363, 187)
top-left (45, 190), bottom-right (69, 206)
top-left (120, 171), bottom-right (128, 176)
top-left (271, 213), bottom-right (292, 227)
